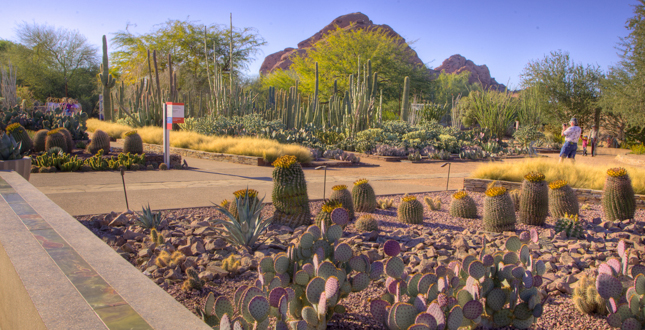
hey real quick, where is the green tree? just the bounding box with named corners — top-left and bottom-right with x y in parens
top-left (519, 50), bottom-right (603, 130)
top-left (111, 19), bottom-right (266, 90)
top-left (261, 26), bottom-right (432, 102)
top-left (430, 70), bottom-right (474, 105)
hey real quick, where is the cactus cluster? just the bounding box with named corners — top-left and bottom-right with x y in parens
top-left (155, 250), bottom-right (184, 268)
top-left (595, 240), bottom-right (645, 329)
top-left (377, 198), bottom-right (394, 209)
top-left (424, 196), bottom-right (441, 211)
top-left (222, 254), bottom-right (241, 273)
top-left (6, 123), bottom-right (32, 154)
top-left (548, 180), bottom-right (579, 218)
top-left (398, 195), bottom-right (424, 224)
top-left (329, 185), bottom-right (354, 219)
top-left (573, 274), bottom-right (606, 315)
top-left (271, 155), bottom-right (311, 228)
top-left (519, 172), bottom-right (548, 226)
top-left (449, 191), bottom-right (477, 219)
top-left (554, 213), bottom-right (585, 239)
top-left (149, 228), bottom-right (165, 245)
top-left (602, 167), bottom-right (636, 221)
top-left (314, 200), bottom-right (346, 228)
top-left (354, 214), bottom-right (379, 232)
top-left (182, 267), bottom-right (204, 291)
top-left (352, 179), bottom-right (377, 212)
top-left (483, 187), bottom-right (516, 232)
top-left (87, 129), bottom-right (111, 155)
top-left (371, 231), bottom-right (546, 330)
top-left (123, 130), bottom-right (144, 154)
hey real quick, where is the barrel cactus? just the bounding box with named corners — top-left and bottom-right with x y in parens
top-left (123, 130), bottom-right (144, 154)
top-left (548, 180), bottom-right (579, 218)
top-left (33, 129), bottom-right (48, 152)
top-left (602, 167), bottom-right (636, 221)
top-left (483, 186), bottom-right (516, 232)
top-left (329, 184), bottom-right (354, 219)
top-left (519, 172), bottom-right (548, 226)
top-left (87, 129), bottom-right (111, 155)
top-left (314, 199), bottom-right (346, 228)
top-left (354, 214), bottom-right (379, 232)
top-left (229, 188), bottom-right (260, 220)
top-left (352, 178), bottom-right (377, 212)
top-left (449, 191), bottom-right (477, 218)
top-left (6, 123), bottom-right (32, 154)
top-left (509, 189), bottom-right (521, 212)
top-left (397, 195), bottom-right (424, 224)
top-left (271, 155), bottom-right (311, 228)
top-left (57, 127), bottom-right (74, 153)
top-left (45, 130), bottom-right (68, 153)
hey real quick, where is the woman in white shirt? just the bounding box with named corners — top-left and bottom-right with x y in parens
top-left (559, 118), bottom-right (582, 163)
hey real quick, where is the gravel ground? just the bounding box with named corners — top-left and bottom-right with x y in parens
top-left (77, 191), bottom-right (645, 330)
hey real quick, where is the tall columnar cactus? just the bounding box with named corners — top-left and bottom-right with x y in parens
top-left (400, 76), bottom-right (410, 122)
top-left (352, 178), bottom-right (377, 213)
top-left (602, 168), bottom-right (636, 221)
top-left (271, 155), bottom-right (311, 228)
top-left (100, 35), bottom-right (116, 122)
top-left (33, 129), bottom-right (49, 152)
top-left (314, 199), bottom-right (345, 228)
top-left (57, 127), bottom-right (74, 153)
top-left (548, 180), bottom-right (579, 218)
top-left (483, 186), bottom-right (516, 232)
top-left (519, 172), bottom-right (548, 226)
top-left (595, 239), bottom-right (645, 329)
top-left (123, 130), bottom-right (144, 154)
top-left (449, 191), bottom-right (477, 218)
top-left (371, 231), bottom-right (545, 330)
top-left (87, 129), bottom-right (110, 155)
top-left (329, 185), bottom-right (354, 219)
top-left (397, 195), bottom-right (424, 224)
top-left (228, 188), bottom-right (260, 221)
top-left (6, 123), bottom-right (32, 154)
top-left (45, 130), bottom-right (68, 153)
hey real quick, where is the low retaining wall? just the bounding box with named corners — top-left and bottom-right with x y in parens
top-left (463, 178), bottom-right (645, 209)
top-left (117, 139), bottom-right (265, 166)
top-left (616, 153), bottom-right (645, 167)
top-left (0, 171), bottom-right (210, 330)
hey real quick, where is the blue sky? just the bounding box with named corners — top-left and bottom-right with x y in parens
top-left (0, 0), bottom-right (638, 88)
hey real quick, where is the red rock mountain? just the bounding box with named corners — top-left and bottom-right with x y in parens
top-left (260, 12), bottom-right (506, 91)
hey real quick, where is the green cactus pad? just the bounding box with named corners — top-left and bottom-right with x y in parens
top-left (392, 302), bottom-right (418, 330)
top-left (511, 266), bottom-right (525, 279)
top-left (240, 286), bottom-right (263, 323)
top-left (325, 276), bottom-right (339, 297)
top-left (621, 318), bottom-right (641, 330)
top-left (407, 324), bottom-right (431, 330)
top-left (468, 260), bottom-right (485, 280)
top-left (317, 261), bottom-right (337, 279)
top-left (299, 232), bottom-right (314, 250)
top-left (301, 306), bottom-right (318, 326)
top-left (513, 302), bottom-right (532, 320)
top-left (462, 300), bottom-right (483, 320)
top-left (330, 207), bottom-right (349, 226)
top-left (512, 315), bottom-right (535, 329)
top-left (259, 256), bottom-right (275, 273)
top-left (417, 274), bottom-right (437, 295)
top-left (385, 256), bottom-right (405, 279)
top-left (370, 299), bottom-right (390, 324)
top-left (426, 302), bottom-right (445, 328)
top-left (248, 295), bottom-right (270, 322)
top-left (306, 277), bottom-right (326, 304)
top-left (213, 296), bottom-right (234, 321)
top-left (486, 288), bottom-right (507, 311)
top-left (503, 252), bottom-right (519, 265)
top-left (445, 305), bottom-right (463, 330)
top-left (294, 270), bottom-right (310, 286)
top-left (505, 236), bottom-right (521, 252)
top-left (350, 272), bottom-right (370, 292)
top-left (383, 240), bottom-right (401, 257)
top-left (415, 313), bottom-right (438, 328)
top-left (534, 260), bottom-right (546, 276)
top-left (457, 289), bottom-right (474, 307)
top-left (492, 309), bottom-right (512, 327)
top-left (407, 273), bottom-right (423, 297)
top-left (274, 254), bottom-right (290, 274)
top-left (325, 224), bottom-right (342, 243)
top-left (349, 256), bottom-right (368, 273)
top-left (634, 274), bottom-right (645, 295)
top-left (596, 273), bottom-right (623, 299)
top-left (268, 287), bottom-right (287, 308)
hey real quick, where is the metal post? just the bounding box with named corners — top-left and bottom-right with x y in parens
top-left (315, 166), bottom-right (327, 200)
top-left (120, 168), bottom-right (129, 211)
top-left (441, 163), bottom-right (451, 191)
top-left (163, 103), bottom-right (169, 166)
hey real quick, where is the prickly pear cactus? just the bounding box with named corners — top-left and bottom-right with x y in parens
top-left (352, 179), bottom-right (377, 213)
top-left (554, 213), bottom-right (585, 239)
top-left (123, 130), bottom-right (144, 154)
top-left (483, 187), bottom-right (516, 233)
top-left (397, 195), bottom-right (424, 224)
top-left (449, 191), bottom-right (477, 219)
top-left (519, 172), bottom-right (548, 226)
top-left (314, 199), bottom-right (345, 228)
top-left (602, 168), bottom-right (636, 221)
top-left (329, 185), bottom-right (354, 219)
top-left (548, 180), bottom-right (579, 218)
top-left (271, 155), bottom-right (311, 228)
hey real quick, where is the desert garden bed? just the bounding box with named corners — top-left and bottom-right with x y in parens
top-left (75, 190), bottom-right (644, 330)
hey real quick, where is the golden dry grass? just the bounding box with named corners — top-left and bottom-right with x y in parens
top-left (471, 158), bottom-right (645, 194)
top-left (86, 119), bottom-right (312, 163)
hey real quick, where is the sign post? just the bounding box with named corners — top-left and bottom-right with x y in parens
top-left (163, 103), bottom-right (185, 167)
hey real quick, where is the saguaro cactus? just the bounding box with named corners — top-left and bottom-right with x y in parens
top-left (400, 76), bottom-right (410, 122)
top-left (99, 35), bottom-right (116, 122)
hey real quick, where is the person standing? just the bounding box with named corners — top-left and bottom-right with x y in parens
top-left (589, 124), bottom-right (599, 157)
top-left (559, 118), bottom-right (582, 163)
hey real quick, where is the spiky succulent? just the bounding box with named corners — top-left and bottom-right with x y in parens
top-left (483, 187), bottom-right (516, 232)
top-left (329, 184), bottom-right (355, 219)
top-left (554, 213), bottom-right (585, 239)
top-left (315, 199), bottom-right (345, 228)
top-left (519, 171), bottom-right (548, 226)
top-left (211, 193), bottom-right (273, 251)
top-left (229, 188), bottom-right (260, 220)
top-left (485, 186), bottom-right (507, 197)
top-left (398, 195), bottom-right (424, 224)
top-left (449, 191), bottom-right (477, 219)
top-left (135, 203), bottom-right (163, 229)
top-left (424, 196), bottom-right (441, 211)
top-left (524, 171), bottom-right (545, 182)
top-left (272, 155), bottom-right (311, 228)
top-left (549, 180), bottom-right (579, 218)
top-left (354, 214), bottom-right (379, 232)
top-left (607, 167), bottom-right (628, 177)
top-left (352, 178), bottom-right (377, 212)
top-left (573, 274), bottom-right (606, 315)
top-left (602, 167), bottom-right (636, 221)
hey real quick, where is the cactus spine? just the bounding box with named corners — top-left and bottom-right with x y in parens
top-left (271, 155), bottom-right (311, 228)
top-left (483, 187), bottom-right (516, 232)
top-left (400, 76), bottom-right (410, 122)
top-left (449, 191), bottom-right (477, 218)
top-left (602, 167), bottom-right (636, 221)
top-left (519, 172), bottom-right (548, 226)
top-left (123, 130), bottom-right (144, 154)
top-left (548, 180), bottom-right (579, 218)
top-left (352, 179), bottom-right (377, 213)
top-left (99, 35), bottom-right (116, 122)
top-left (87, 130), bottom-right (111, 155)
top-left (329, 184), bottom-right (354, 219)
top-left (6, 123), bottom-right (32, 154)
top-left (397, 195), bottom-right (424, 224)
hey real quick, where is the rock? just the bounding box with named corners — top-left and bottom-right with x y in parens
top-left (182, 257), bottom-right (197, 271)
top-left (164, 268), bottom-right (183, 280)
top-left (206, 264), bottom-right (229, 279)
top-left (121, 242), bottom-right (135, 253)
top-left (554, 279), bottom-right (572, 294)
top-left (109, 214), bottom-right (129, 226)
top-left (123, 230), bottom-right (144, 241)
top-left (367, 249), bottom-right (382, 262)
top-left (194, 226), bottom-right (217, 236)
top-left (177, 244), bottom-right (193, 257)
top-left (433, 54), bottom-right (506, 90)
top-left (199, 271), bottom-right (215, 282)
top-left (191, 241), bottom-right (206, 255)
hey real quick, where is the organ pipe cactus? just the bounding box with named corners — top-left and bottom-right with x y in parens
top-left (271, 155), bottom-right (311, 228)
top-left (100, 35), bottom-right (116, 122)
top-left (352, 178), bottom-right (377, 213)
top-left (595, 239), bottom-right (645, 329)
top-left (602, 167), bottom-right (636, 221)
top-left (371, 230), bottom-right (545, 330)
top-left (548, 180), bottom-right (579, 218)
top-left (449, 191), bottom-right (477, 219)
top-left (483, 187), bottom-right (516, 232)
top-left (519, 172), bottom-right (548, 226)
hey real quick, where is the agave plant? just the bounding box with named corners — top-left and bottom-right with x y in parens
top-left (0, 132), bottom-right (23, 160)
top-left (135, 203), bottom-right (163, 229)
top-left (211, 193), bottom-right (273, 251)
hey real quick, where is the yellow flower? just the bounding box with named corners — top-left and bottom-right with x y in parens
top-left (272, 155), bottom-right (298, 168)
top-left (5, 123), bottom-right (22, 133)
top-left (332, 185), bottom-right (347, 191)
top-left (124, 130), bottom-right (138, 137)
top-left (402, 195), bottom-right (417, 202)
top-left (321, 200), bottom-right (343, 213)
top-left (452, 191), bottom-right (468, 200)
top-left (485, 186), bottom-right (507, 197)
top-left (524, 171), bottom-right (545, 182)
top-left (548, 180), bottom-right (568, 190)
top-left (354, 178), bottom-right (369, 186)
top-left (233, 189), bottom-right (259, 199)
top-left (607, 167), bottom-right (627, 177)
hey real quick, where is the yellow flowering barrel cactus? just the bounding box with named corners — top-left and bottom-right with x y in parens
top-left (449, 191), bottom-right (477, 218)
top-left (352, 179), bottom-right (377, 212)
top-left (123, 130), bottom-right (144, 154)
top-left (329, 184), bottom-right (355, 219)
top-left (314, 199), bottom-right (346, 228)
top-left (483, 186), bottom-right (516, 232)
top-left (45, 129), bottom-right (68, 153)
top-left (397, 195), bottom-right (424, 224)
top-left (271, 155), bottom-right (311, 228)
top-left (228, 188), bottom-right (260, 220)
top-left (548, 180), bottom-right (579, 218)
top-left (519, 172), bottom-right (548, 226)
top-left (602, 167), bottom-right (636, 221)
top-left (6, 123), bottom-right (32, 154)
